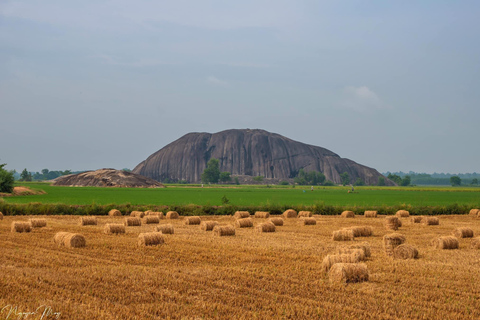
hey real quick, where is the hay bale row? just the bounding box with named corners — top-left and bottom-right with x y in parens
top-left (200, 221), bottom-right (218, 231)
top-left (145, 216), bottom-right (160, 224)
top-left (411, 216), bottom-right (423, 223)
top-left (185, 216), bottom-right (201, 225)
top-left (0, 212), bottom-right (3, 219)
top-left (302, 217), bottom-right (317, 225)
top-left (350, 243), bottom-right (372, 258)
top-left (130, 211), bottom-right (145, 218)
top-left (146, 211), bottom-right (164, 219)
top-left (125, 217), bottom-right (141, 226)
top-left (108, 209), bottom-right (122, 217)
top-left (155, 224), bottom-right (174, 234)
top-left (283, 209), bottom-right (297, 218)
top-left (396, 210), bottom-right (410, 217)
top-left (332, 229), bottom-right (354, 241)
top-left (235, 217), bottom-right (253, 228)
top-left (104, 223), bottom-right (125, 234)
top-left (385, 216), bottom-right (401, 231)
top-left (213, 225), bottom-right (235, 236)
top-left (432, 236), bottom-right (459, 249)
top-left (234, 211), bottom-right (250, 219)
top-left (469, 208), bottom-right (479, 216)
top-left (335, 248), bottom-right (366, 261)
top-left (80, 216), bottom-right (97, 226)
top-left (254, 211), bottom-right (270, 219)
top-left (393, 244), bottom-right (418, 259)
top-left (471, 237), bottom-right (480, 249)
top-left (54, 232), bottom-right (86, 248)
top-left (29, 218), bottom-right (47, 228)
top-left (322, 254), bottom-right (361, 273)
top-left (453, 227), bottom-right (474, 238)
top-left (256, 222), bottom-right (276, 233)
top-left (11, 221), bottom-right (31, 233)
top-left (364, 211), bottom-right (377, 218)
top-left (341, 211), bottom-right (355, 218)
top-left (268, 217), bottom-right (284, 226)
top-left (422, 216), bottom-right (439, 225)
top-left (383, 233), bottom-right (406, 256)
top-left (347, 226), bottom-right (373, 237)
top-left (166, 211), bottom-right (179, 219)
top-left (329, 263), bottom-right (369, 283)
top-left (138, 232), bottom-right (165, 246)
top-left (298, 211), bottom-right (312, 218)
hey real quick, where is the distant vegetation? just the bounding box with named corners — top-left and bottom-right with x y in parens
top-left (384, 171), bottom-right (480, 186)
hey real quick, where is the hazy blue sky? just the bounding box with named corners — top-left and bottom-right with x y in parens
top-left (1, 1), bottom-right (479, 174)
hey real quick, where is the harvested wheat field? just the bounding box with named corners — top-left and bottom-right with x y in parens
top-left (1, 214), bottom-right (480, 319)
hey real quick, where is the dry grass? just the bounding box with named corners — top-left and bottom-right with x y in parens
top-left (184, 216), bottom-right (201, 225)
top-left (11, 221), bottom-right (31, 233)
top-left (453, 227), bottom-right (474, 238)
top-left (471, 237), bottom-right (480, 249)
top-left (396, 210), bottom-right (410, 217)
top-left (432, 236), bottom-right (459, 249)
top-left (393, 244), bottom-right (419, 259)
top-left (422, 216), bottom-right (440, 225)
top-left (80, 216), bottom-right (97, 226)
top-left (29, 218), bottom-right (47, 228)
top-left (108, 209), bottom-right (122, 217)
top-left (328, 263), bottom-right (369, 283)
top-left (166, 211), bottom-right (179, 219)
top-left (200, 221), bottom-right (218, 231)
top-left (385, 216), bottom-right (401, 231)
top-left (254, 211), bottom-right (270, 218)
top-left (341, 211), bottom-right (355, 218)
top-left (267, 217), bottom-right (284, 226)
top-left (235, 217), bottom-right (254, 228)
top-left (383, 233), bottom-right (406, 256)
top-left (364, 210), bottom-right (377, 218)
top-left (283, 209), bottom-right (297, 218)
top-left (298, 211), bottom-right (312, 218)
top-left (137, 232), bottom-right (165, 246)
top-left (234, 211), bottom-right (250, 219)
top-left (0, 211), bottom-right (3, 219)
top-left (332, 229), bottom-right (354, 241)
top-left (155, 224), bottom-right (174, 234)
top-left (104, 223), bottom-right (126, 234)
top-left (2, 214), bottom-right (480, 319)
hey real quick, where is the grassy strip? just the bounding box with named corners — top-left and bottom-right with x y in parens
top-left (0, 200), bottom-right (472, 216)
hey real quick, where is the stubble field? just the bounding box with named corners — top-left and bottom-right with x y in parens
top-left (1, 213), bottom-right (480, 319)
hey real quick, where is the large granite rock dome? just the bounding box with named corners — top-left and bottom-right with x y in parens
top-left (133, 129), bottom-right (393, 185)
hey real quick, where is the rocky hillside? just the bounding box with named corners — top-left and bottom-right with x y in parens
top-left (53, 169), bottom-right (165, 188)
top-left (133, 129), bottom-right (394, 185)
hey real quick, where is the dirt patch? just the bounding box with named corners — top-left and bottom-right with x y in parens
top-left (0, 186), bottom-right (46, 197)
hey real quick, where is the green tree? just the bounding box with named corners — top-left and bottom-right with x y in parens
top-left (294, 169), bottom-right (326, 185)
top-left (377, 176), bottom-right (386, 186)
top-left (340, 172), bottom-right (350, 186)
top-left (234, 177), bottom-right (240, 185)
top-left (323, 180), bottom-right (335, 186)
top-left (450, 176), bottom-right (461, 186)
top-left (0, 163), bottom-right (15, 193)
top-left (354, 177), bottom-right (365, 186)
top-left (201, 159), bottom-right (220, 183)
top-left (219, 172), bottom-right (231, 183)
top-left (20, 168), bottom-right (32, 181)
top-left (253, 176), bottom-right (264, 182)
top-left (387, 173), bottom-right (402, 185)
top-left (400, 175), bottom-right (411, 186)
top-left (471, 178), bottom-right (478, 185)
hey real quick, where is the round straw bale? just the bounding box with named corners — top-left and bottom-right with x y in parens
top-left (347, 226), bottom-right (373, 237)
top-left (364, 211), bottom-right (377, 218)
top-left (471, 237), bottom-right (480, 249)
top-left (185, 216), bottom-right (201, 225)
top-left (147, 211), bottom-right (164, 219)
top-left (341, 211), bottom-right (355, 218)
top-left (335, 248), bottom-right (366, 261)
top-left (256, 222), bottom-right (276, 233)
top-left (80, 216), bottom-right (97, 226)
top-left (200, 221), bottom-right (219, 231)
top-left (411, 216), bottom-right (423, 223)
top-left (468, 209), bottom-right (480, 216)
top-left (108, 209), bottom-right (122, 216)
top-left (235, 217), bottom-right (254, 228)
top-left (432, 236), bottom-right (459, 249)
top-left (383, 233), bottom-right (406, 256)
top-left (349, 243), bottom-right (372, 258)
top-left (138, 232), bottom-right (165, 246)
top-left (328, 263), bottom-right (369, 283)
top-left (254, 211), bottom-right (270, 218)
top-left (29, 218), bottom-right (47, 228)
top-left (302, 217), bottom-right (317, 225)
top-left (213, 225), bottom-right (235, 236)
top-left (298, 211), bottom-right (312, 218)
top-left (322, 254), bottom-right (361, 273)
top-left (396, 210), bottom-right (410, 217)
top-left (145, 215), bottom-right (160, 224)
top-left (11, 221), bottom-right (31, 233)
top-left (422, 216), bottom-right (439, 225)
top-left (104, 223), bottom-right (126, 234)
top-left (283, 209), bottom-right (298, 218)
top-left (385, 216), bottom-right (401, 231)
top-left (124, 217), bottom-right (142, 226)
top-left (54, 232), bottom-right (86, 248)
top-left (130, 211), bottom-right (145, 218)
top-left (155, 224), bottom-right (174, 234)
top-left (0, 212), bottom-right (3, 219)
top-left (393, 244), bottom-right (419, 259)
top-left (453, 227), bottom-right (474, 238)
top-left (166, 211), bottom-right (179, 219)
top-left (332, 229), bottom-right (355, 241)
top-left (268, 217), bottom-right (284, 226)
top-left (234, 211), bottom-right (250, 219)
